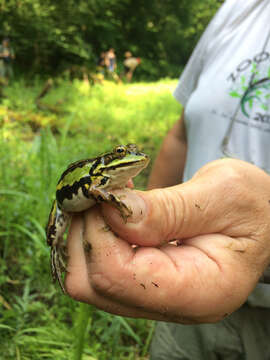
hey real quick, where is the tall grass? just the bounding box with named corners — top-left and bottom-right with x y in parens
top-left (0, 78), bottom-right (181, 359)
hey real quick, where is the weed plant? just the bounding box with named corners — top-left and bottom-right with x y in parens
top-left (0, 78), bottom-right (181, 359)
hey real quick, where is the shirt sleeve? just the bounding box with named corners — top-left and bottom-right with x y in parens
top-left (173, 1), bottom-right (232, 106)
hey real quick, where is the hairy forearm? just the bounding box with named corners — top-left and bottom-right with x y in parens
top-left (148, 114), bottom-right (187, 189)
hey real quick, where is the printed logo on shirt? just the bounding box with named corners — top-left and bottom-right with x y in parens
top-left (227, 51), bottom-right (270, 126)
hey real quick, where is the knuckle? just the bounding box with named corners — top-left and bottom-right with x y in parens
top-left (154, 188), bottom-right (185, 240)
top-left (210, 160), bottom-right (250, 202)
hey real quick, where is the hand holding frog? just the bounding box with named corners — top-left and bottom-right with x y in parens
top-left (66, 159), bottom-right (270, 323)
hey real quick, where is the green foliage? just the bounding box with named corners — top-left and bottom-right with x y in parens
top-left (0, 78), bottom-right (180, 359)
top-left (0, 0), bottom-right (222, 79)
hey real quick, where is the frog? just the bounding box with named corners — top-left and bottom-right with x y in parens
top-left (46, 144), bottom-right (150, 294)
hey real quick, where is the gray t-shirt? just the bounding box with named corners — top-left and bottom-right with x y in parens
top-left (173, 0), bottom-right (270, 307)
top-left (174, 0), bottom-right (270, 181)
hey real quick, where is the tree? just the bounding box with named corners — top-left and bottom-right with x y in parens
top-left (0, 0), bottom-right (221, 79)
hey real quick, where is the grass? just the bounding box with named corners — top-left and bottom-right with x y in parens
top-left (0, 78), bottom-right (181, 359)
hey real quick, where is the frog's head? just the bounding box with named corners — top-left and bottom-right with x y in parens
top-left (97, 144), bottom-right (150, 188)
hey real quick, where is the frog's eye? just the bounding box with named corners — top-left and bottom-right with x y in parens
top-left (115, 145), bottom-right (126, 156)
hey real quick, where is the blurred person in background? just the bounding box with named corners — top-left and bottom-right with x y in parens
top-left (105, 48), bottom-right (120, 82)
top-left (0, 38), bottom-right (15, 83)
top-left (123, 51), bottom-right (141, 82)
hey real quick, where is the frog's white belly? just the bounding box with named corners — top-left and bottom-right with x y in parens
top-left (61, 188), bottom-right (96, 212)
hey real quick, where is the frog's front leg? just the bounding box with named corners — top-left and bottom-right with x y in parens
top-left (46, 200), bottom-right (70, 293)
top-left (90, 184), bottom-right (132, 222)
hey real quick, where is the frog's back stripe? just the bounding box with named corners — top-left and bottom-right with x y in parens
top-left (57, 150), bottom-right (114, 184)
top-left (90, 157), bottom-right (102, 176)
top-left (89, 157), bottom-right (117, 176)
top-left (58, 158), bottom-right (95, 184)
top-left (56, 176), bottom-right (91, 205)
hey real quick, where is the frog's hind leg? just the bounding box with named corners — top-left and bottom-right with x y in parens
top-left (51, 246), bottom-right (67, 294)
top-left (47, 202), bottom-right (70, 293)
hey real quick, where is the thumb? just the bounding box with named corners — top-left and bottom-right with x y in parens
top-left (101, 159), bottom-right (269, 246)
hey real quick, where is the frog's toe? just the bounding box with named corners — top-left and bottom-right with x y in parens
top-left (108, 193), bottom-right (133, 220)
top-left (119, 202), bottom-right (133, 222)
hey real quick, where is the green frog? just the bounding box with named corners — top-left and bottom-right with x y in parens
top-left (46, 144), bottom-right (150, 293)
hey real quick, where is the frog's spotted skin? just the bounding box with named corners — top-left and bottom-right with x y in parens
top-left (46, 144), bottom-right (149, 294)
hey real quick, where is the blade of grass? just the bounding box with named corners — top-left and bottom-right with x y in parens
top-left (0, 324), bottom-right (16, 331)
top-left (117, 317), bottom-right (142, 345)
top-left (0, 190), bottom-right (36, 200)
top-left (73, 303), bottom-right (94, 360)
top-left (141, 320), bottom-right (155, 357)
top-left (12, 223), bottom-right (49, 254)
top-left (27, 216), bottom-right (47, 241)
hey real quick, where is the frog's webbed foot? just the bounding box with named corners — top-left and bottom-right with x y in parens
top-left (91, 187), bottom-right (132, 222)
top-left (51, 244), bottom-right (68, 294)
top-left (106, 192), bottom-right (132, 222)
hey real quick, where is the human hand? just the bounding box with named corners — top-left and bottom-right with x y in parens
top-left (65, 159), bottom-right (270, 324)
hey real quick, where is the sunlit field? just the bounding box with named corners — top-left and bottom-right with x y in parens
top-left (0, 79), bottom-right (181, 359)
